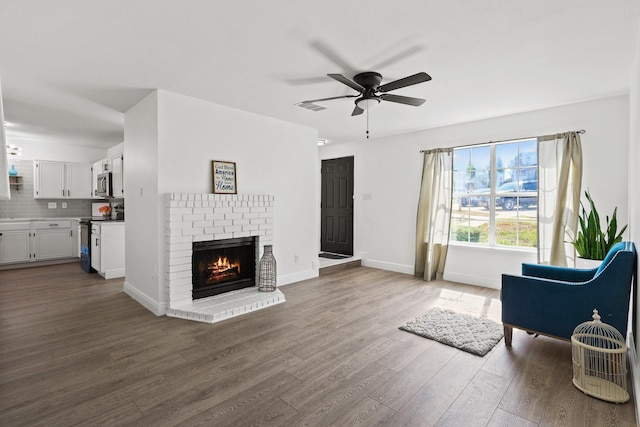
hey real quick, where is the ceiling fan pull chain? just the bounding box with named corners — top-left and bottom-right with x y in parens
top-left (366, 108), bottom-right (370, 139)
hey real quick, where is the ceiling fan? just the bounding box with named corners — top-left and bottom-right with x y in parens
top-left (301, 71), bottom-right (432, 116)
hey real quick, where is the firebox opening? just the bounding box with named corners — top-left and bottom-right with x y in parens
top-left (192, 236), bottom-right (257, 300)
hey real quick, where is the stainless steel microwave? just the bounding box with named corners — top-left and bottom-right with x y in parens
top-left (96, 172), bottom-right (113, 198)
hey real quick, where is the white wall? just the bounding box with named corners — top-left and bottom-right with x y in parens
top-left (320, 95), bottom-right (630, 289)
top-left (124, 90), bottom-right (319, 315)
top-left (123, 91), bottom-right (161, 313)
top-left (14, 140), bottom-right (107, 163)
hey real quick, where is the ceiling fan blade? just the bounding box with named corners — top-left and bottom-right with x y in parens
top-left (378, 72), bottom-right (432, 92)
top-left (380, 93), bottom-right (425, 106)
top-left (328, 74), bottom-right (365, 93)
top-left (369, 45), bottom-right (425, 70)
top-left (302, 95), bottom-right (357, 103)
top-left (351, 105), bottom-right (364, 116)
top-left (310, 40), bottom-right (357, 74)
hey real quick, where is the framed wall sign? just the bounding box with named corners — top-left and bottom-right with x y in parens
top-left (212, 160), bottom-right (237, 194)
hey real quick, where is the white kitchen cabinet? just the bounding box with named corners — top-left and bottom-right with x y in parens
top-left (33, 221), bottom-right (73, 261)
top-left (0, 223), bottom-right (31, 264)
top-left (35, 161), bottom-right (92, 199)
top-left (66, 163), bottom-right (92, 199)
top-left (91, 222), bottom-right (124, 279)
top-left (110, 153), bottom-right (124, 197)
top-left (0, 220), bottom-right (79, 265)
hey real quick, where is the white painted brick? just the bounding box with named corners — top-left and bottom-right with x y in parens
top-left (234, 207), bottom-right (250, 213)
top-left (168, 249), bottom-right (192, 259)
top-left (166, 229), bottom-right (184, 237)
top-left (169, 242), bottom-right (192, 251)
top-left (169, 256), bottom-right (191, 266)
top-left (193, 234), bottom-right (214, 242)
top-left (225, 212), bottom-right (243, 220)
top-left (172, 207), bottom-right (193, 215)
top-left (182, 227), bottom-right (205, 236)
top-left (167, 221), bottom-right (192, 230)
top-left (168, 264), bottom-right (191, 274)
top-left (251, 206), bottom-right (266, 213)
top-left (206, 213), bottom-right (226, 220)
top-left (216, 219), bottom-right (233, 227)
top-left (250, 218), bottom-right (265, 225)
top-left (242, 224), bottom-right (259, 232)
top-left (225, 225), bottom-right (242, 233)
top-left (186, 201), bottom-right (195, 207)
top-left (215, 207), bottom-right (233, 214)
top-left (233, 219), bottom-right (250, 226)
top-left (193, 220), bottom-right (214, 228)
top-left (233, 231), bottom-right (250, 238)
top-left (183, 214), bottom-right (205, 221)
top-left (193, 207), bottom-right (211, 214)
top-left (168, 270), bottom-right (191, 280)
top-left (167, 235), bottom-right (194, 244)
top-left (203, 226), bottom-right (224, 234)
top-left (213, 232), bottom-right (233, 240)
top-left (244, 212), bottom-right (260, 219)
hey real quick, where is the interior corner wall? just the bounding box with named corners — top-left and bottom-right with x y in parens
top-left (319, 95), bottom-right (629, 289)
top-left (629, 20), bottom-right (640, 356)
top-left (123, 91), bottom-right (162, 314)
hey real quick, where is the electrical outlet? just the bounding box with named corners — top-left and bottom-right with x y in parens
top-left (47, 202), bottom-right (57, 209)
top-left (294, 255), bottom-right (299, 263)
top-left (62, 202), bottom-right (67, 209)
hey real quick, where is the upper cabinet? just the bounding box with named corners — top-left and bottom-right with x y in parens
top-left (110, 154), bottom-right (124, 198)
top-left (34, 161), bottom-right (92, 199)
top-left (91, 153), bottom-right (124, 198)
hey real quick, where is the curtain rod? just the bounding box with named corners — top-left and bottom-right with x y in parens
top-left (419, 129), bottom-right (586, 153)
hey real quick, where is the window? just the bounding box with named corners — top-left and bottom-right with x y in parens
top-left (451, 139), bottom-right (538, 248)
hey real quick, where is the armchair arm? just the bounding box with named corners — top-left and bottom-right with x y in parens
top-left (521, 263), bottom-right (597, 282)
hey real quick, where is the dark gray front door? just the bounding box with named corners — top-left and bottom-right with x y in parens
top-left (321, 156), bottom-right (354, 255)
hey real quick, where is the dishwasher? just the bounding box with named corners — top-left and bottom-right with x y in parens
top-left (79, 219), bottom-right (95, 273)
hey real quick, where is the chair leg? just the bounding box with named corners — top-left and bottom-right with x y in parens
top-left (504, 325), bottom-right (513, 346)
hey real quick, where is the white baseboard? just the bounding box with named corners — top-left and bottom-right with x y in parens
top-left (278, 268), bottom-right (318, 286)
top-left (362, 259), bottom-right (413, 275)
top-left (443, 271), bottom-right (501, 290)
top-left (99, 268), bottom-right (125, 280)
top-left (123, 281), bottom-right (166, 316)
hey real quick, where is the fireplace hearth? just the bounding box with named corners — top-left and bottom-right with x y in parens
top-left (192, 236), bottom-right (257, 299)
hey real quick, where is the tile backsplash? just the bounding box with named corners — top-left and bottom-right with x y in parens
top-left (2, 159), bottom-right (93, 219)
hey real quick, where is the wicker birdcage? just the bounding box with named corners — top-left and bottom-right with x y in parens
top-left (571, 309), bottom-right (629, 403)
top-left (258, 245), bottom-right (277, 292)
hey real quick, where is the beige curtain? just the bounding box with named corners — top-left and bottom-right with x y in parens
top-left (538, 132), bottom-right (583, 266)
top-left (0, 78), bottom-right (9, 200)
top-left (415, 148), bottom-right (453, 281)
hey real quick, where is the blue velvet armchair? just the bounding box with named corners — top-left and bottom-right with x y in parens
top-left (501, 241), bottom-right (636, 346)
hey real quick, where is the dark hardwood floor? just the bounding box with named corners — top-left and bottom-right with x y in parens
top-left (0, 263), bottom-right (636, 426)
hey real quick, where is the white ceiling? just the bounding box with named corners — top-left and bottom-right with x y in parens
top-left (1, 1), bottom-right (639, 150)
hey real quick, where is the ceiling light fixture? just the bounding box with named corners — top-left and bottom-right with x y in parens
top-left (356, 98), bottom-right (381, 110)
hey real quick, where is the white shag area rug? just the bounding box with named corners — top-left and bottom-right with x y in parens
top-left (400, 307), bottom-right (503, 356)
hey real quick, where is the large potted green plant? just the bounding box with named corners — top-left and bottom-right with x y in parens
top-left (573, 190), bottom-right (627, 261)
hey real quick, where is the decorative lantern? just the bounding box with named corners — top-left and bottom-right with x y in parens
top-left (571, 309), bottom-right (629, 403)
top-left (258, 245), bottom-right (277, 292)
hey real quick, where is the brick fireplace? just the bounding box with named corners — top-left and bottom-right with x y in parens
top-left (165, 193), bottom-right (285, 323)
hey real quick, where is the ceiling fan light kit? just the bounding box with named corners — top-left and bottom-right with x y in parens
top-left (300, 70), bottom-right (431, 138)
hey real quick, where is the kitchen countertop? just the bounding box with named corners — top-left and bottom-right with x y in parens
top-left (0, 217), bottom-right (124, 223)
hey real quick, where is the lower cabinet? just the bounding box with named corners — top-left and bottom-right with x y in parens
top-left (91, 222), bottom-right (125, 279)
top-left (0, 223), bottom-right (31, 264)
top-left (0, 220), bottom-right (78, 265)
top-left (34, 221), bottom-right (74, 261)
